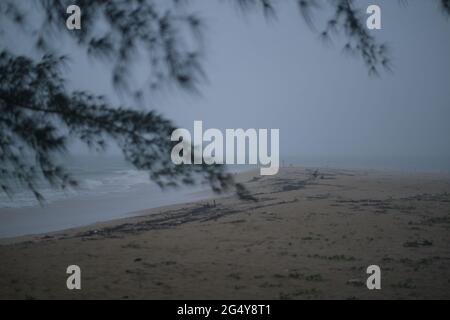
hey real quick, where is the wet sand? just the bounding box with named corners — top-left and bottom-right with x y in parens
top-left (0, 167), bottom-right (449, 299)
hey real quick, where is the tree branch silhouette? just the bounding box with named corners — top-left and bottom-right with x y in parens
top-left (0, 52), bottom-right (255, 202)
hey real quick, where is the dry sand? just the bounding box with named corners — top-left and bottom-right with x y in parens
top-left (0, 167), bottom-right (449, 300)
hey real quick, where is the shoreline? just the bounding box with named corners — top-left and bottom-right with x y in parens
top-left (0, 169), bottom-right (258, 243)
top-left (1, 167), bottom-right (450, 299)
top-left (1, 166), bottom-right (449, 243)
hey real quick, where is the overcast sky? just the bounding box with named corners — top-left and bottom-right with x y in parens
top-left (6, 0), bottom-right (450, 163)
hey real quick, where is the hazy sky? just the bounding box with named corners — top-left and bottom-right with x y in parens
top-left (156, 0), bottom-right (450, 159)
top-left (7, 0), bottom-right (450, 160)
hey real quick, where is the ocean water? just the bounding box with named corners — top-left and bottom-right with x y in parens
top-left (0, 156), bottom-right (157, 209)
top-left (0, 155), bottom-right (219, 238)
top-left (282, 155), bottom-right (450, 174)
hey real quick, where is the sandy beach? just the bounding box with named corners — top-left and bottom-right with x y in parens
top-left (0, 167), bottom-right (449, 300)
